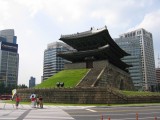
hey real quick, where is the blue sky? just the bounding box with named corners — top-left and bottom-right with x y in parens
top-left (0, 0), bottom-right (160, 86)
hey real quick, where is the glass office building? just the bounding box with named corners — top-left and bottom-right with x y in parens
top-left (43, 42), bottom-right (73, 81)
top-left (0, 29), bottom-right (19, 87)
top-left (115, 28), bottom-right (156, 91)
top-left (29, 76), bottom-right (36, 88)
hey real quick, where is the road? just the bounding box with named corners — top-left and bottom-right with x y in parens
top-left (0, 101), bottom-right (160, 120)
top-left (64, 105), bottom-right (160, 120)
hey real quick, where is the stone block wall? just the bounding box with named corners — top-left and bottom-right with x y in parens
top-left (96, 61), bottom-right (134, 90)
top-left (17, 88), bottom-right (160, 104)
top-left (64, 62), bottom-right (86, 69)
top-left (64, 60), bottom-right (107, 69)
top-left (17, 88), bottom-right (127, 104)
top-left (64, 60), bottom-right (134, 91)
top-left (65, 60), bottom-right (134, 90)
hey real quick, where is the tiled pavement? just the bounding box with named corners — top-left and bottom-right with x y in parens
top-left (0, 102), bottom-right (75, 120)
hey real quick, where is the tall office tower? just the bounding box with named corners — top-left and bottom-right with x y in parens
top-left (156, 68), bottom-right (160, 85)
top-left (115, 28), bottom-right (156, 91)
top-left (156, 55), bottom-right (160, 86)
top-left (29, 76), bottom-right (36, 88)
top-left (0, 29), bottom-right (19, 87)
top-left (43, 42), bottom-right (74, 81)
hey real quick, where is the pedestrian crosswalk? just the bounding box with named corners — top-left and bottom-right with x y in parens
top-left (0, 102), bottom-right (75, 120)
top-left (24, 109), bottom-right (74, 120)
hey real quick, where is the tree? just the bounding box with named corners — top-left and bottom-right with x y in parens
top-left (17, 84), bottom-right (28, 89)
top-left (0, 82), bottom-right (5, 94)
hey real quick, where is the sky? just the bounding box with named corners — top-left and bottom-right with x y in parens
top-left (0, 0), bottom-right (160, 86)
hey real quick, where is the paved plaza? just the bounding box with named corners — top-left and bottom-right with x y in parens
top-left (1, 100), bottom-right (160, 120)
top-left (0, 101), bottom-right (77, 120)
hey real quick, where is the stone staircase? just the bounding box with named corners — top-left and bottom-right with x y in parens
top-left (76, 65), bottom-right (105, 87)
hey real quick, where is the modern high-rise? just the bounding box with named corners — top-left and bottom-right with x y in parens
top-left (0, 29), bottom-right (19, 87)
top-left (156, 68), bottom-right (160, 84)
top-left (156, 55), bottom-right (160, 86)
top-left (29, 76), bottom-right (35, 88)
top-left (43, 42), bottom-right (74, 81)
top-left (115, 28), bottom-right (156, 91)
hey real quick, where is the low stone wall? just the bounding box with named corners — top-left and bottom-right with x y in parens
top-left (17, 88), bottom-right (160, 104)
top-left (17, 88), bottom-right (126, 104)
top-left (127, 96), bottom-right (160, 103)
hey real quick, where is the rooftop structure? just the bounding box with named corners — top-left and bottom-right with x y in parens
top-left (0, 29), bottom-right (17, 44)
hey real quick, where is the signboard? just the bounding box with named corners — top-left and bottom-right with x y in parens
top-left (1, 41), bottom-right (18, 52)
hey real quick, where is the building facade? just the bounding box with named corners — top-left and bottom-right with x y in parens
top-left (29, 76), bottom-right (35, 88)
top-left (156, 68), bottom-right (160, 84)
top-left (0, 29), bottom-right (19, 87)
top-left (115, 28), bottom-right (156, 91)
top-left (43, 42), bottom-right (73, 81)
top-left (156, 55), bottom-right (160, 86)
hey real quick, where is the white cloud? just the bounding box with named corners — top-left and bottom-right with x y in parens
top-left (14, 0), bottom-right (44, 17)
top-left (130, 10), bottom-right (160, 30)
top-left (0, 0), bottom-right (160, 85)
top-left (128, 10), bottom-right (160, 67)
top-left (0, 1), bottom-right (10, 28)
top-left (14, 0), bottom-right (89, 24)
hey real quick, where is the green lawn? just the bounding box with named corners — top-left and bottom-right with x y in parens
top-left (35, 69), bottom-right (89, 88)
top-left (119, 90), bottom-right (160, 97)
top-left (4, 100), bottom-right (160, 106)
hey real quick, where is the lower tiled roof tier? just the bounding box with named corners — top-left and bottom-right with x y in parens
top-left (57, 44), bottom-right (130, 72)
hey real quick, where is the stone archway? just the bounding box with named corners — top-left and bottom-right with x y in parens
top-left (85, 57), bottom-right (94, 68)
top-left (119, 79), bottom-right (124, 90)
top-left (86, 61), bottom-right (93, 68)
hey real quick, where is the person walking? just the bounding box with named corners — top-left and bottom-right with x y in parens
top-left (36, 96), bottom-right (40, 108)
top-left (31, 95), bottom-right (36, 108)
top-left (39, 96), bottom-right (43, 108)
top-left (15, 94), bottom-right (20, 109)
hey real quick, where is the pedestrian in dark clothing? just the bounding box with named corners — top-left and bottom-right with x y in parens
top-left (15, 94), bottom-right (20, 109)
top-left (36, 96), bottom-right (40, 108)
top-left (39, 96), bottom-right (43, 108)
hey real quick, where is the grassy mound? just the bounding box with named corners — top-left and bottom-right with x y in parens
top-left (120, 90), bottom-right (160, 97)
top-left (35, 69), bottom-right (89, 88)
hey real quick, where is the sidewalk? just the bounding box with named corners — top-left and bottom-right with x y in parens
top-left (0, 101), bottom-right (74, 120)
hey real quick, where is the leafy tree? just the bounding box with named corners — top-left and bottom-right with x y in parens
top-left (17, 84), bottom-right (28, 89)
top-left (0, 82), bottom-right (28, 95)
top-left (0, 82), bottom-right (5, 94)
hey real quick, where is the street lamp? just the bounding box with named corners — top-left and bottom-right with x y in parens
top-left (56, 82), bottom-right (60, 87)
top-left (56, 82), bottom-right (64, 88)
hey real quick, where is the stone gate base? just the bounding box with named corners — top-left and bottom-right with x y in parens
top-left (17, 88), bottom-right (160, 104)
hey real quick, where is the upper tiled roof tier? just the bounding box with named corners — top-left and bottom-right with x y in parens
top-left (59, 26), bottom-right (129, 58)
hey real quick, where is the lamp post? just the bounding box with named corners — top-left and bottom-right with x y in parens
top-left (56, 82), bottom-right (64, 88)
top-left (56, 82), bottom-right (60, 88)
top-left (60, 82), bottom-right (64, 87)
